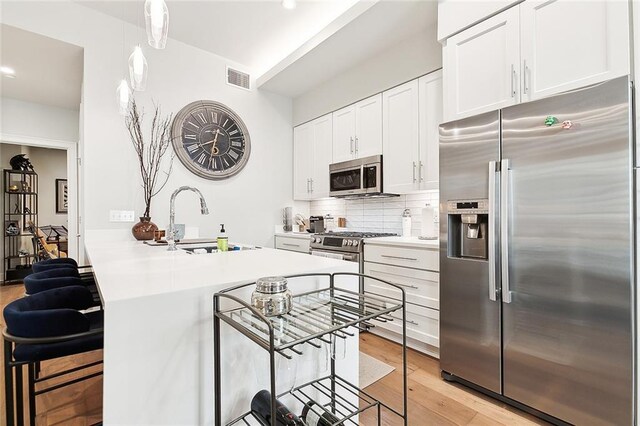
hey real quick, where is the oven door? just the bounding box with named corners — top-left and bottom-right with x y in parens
top-left (329, 164), bottom-right (365, 197)
top-left (310, 249), bottom-right (359, 263)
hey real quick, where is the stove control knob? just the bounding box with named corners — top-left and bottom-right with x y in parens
top-left (316, 237), bottom-right (322, 243)
top-left (353, 240), bottom-right (359, 247)
top-left (342, 240), bottom-right (348, 246)
top-left (347, 240), bottom-right (353, 246)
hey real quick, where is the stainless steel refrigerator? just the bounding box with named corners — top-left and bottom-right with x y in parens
top-left (439, 76), bottom-right (634, 425)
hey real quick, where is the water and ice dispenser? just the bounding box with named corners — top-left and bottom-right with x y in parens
top-left (447, 200), bottom-right (489, 260)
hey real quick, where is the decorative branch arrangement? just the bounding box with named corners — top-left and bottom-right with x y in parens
top-left (125, 99), bottom-right (174, 218)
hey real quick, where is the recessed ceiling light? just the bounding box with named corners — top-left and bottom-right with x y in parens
top-left (0, 66), bottom-right (16, 78)
top-left (282, 0), bottom-right (296, 10)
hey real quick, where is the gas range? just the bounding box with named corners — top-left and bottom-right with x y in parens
top-left (310, 231), bottom-right (397, 254)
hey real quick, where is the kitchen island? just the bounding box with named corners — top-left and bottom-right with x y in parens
top-left (84, 230), bottom-right (358, 425)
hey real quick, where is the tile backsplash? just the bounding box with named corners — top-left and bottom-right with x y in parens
top-left (310, 191), bottom-right (439, 237)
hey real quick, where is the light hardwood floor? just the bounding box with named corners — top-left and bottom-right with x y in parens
top-left (0, 283), bottom-right (546, 425)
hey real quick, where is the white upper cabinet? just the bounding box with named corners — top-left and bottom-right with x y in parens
top-left (383, 80), bottom-right (420, 194)
top-left (443, 6), bottom-right (520, 122)
top-left (293, 123), bottom-right (313, 201)
top-left (354, 94), bottom-right (383, 159)
top-left (383, 71), bottom-right (443, 194)
top-left (332, 105), bottom-right (356, 163)
top-left (332, 94), bottom-right (382, 162)
top-left (419, 70), bottom-right (443, 190)
top-left (311, 114), bottom-right (332, 198)
top-left (293, 113), bottom-right (332, 201)
top-left (520, 0), bottom-right (630, 102)
top-left (443, 0), bottom-right (630, 121)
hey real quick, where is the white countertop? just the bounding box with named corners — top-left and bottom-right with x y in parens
top-left (85, 230), bottom-right (351, 303)
top-left (364, 235), bottom-right (440, 249)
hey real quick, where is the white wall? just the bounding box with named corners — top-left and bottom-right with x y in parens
top-left (0, 1), bottom-right (296, 248)
top-left (293, 25), bottom-right (442, 126)
top-left (28, 146), bottom-right (67, 228)
top-left (0, 97), bottom-right (79, 142)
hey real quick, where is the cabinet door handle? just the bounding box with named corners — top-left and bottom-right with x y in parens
top-left (413, 162), bottom-right (417, 183)
top-left (355, 136), bottom-right (359, 155)
top-left (523, 60), bottom-right (529, 94)
top-left (282, 243), bottom-right (300, 248)
top-left (419, 161), bottom-right (424, 182)
top-left (511, 64), bottom-right (516, 98)
top-left (306, 179), bottom-right (310, 193)
top-left (510, 64), bottom-right (516, 98)
top-left (381, 254), bottom-right (418, 262)
top-left (310, 178), bottom-right (313, 193)
top-left (350, 137), bottom-right (354, 154)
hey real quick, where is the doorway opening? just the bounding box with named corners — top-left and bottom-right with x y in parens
top-left (0, 24), bottom-right (83, 283)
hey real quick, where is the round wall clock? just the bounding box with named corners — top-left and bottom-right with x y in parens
top-left (171, 100), bottom-right (251, 180)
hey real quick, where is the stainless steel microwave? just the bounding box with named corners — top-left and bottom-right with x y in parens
top-left (329, 155), bottom-right (384, 198)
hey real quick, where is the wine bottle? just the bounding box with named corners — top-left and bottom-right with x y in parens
top-left (301, 401), bottom-right (344, 426)
top-left (251, 390), bottom-right (304, 426)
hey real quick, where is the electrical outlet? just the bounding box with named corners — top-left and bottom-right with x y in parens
top-left (109, 210), bottom-right (136, 222)
top-left (121, 210), bottom-right (135, 222)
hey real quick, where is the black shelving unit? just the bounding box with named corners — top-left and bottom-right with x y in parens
top-left (3, 169), bottom-right (38, 283)
top-left (214, 272), bottom-right (408, 426)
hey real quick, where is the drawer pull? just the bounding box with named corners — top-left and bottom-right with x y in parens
top-left (390, 315), bottom-right (419, 326)
top-left (367, 270), bottom-right (419, 289)
top-left (282, 243), bottom-right (300, 247)
top-left (381, 255), bottom-right (418, 262)
top-left (393, 282), bottom-right (418, 290)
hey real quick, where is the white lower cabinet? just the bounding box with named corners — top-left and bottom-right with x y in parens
top-left (364, 243), bottom-right (440, 358)
top-left (275, 235), bottom-right (310, 253)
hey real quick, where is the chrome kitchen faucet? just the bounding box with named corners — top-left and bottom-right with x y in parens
top-left (167, 186), bottom-right (210, 251)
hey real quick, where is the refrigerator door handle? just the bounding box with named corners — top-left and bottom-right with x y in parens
top-left (488, 161), bottom-right (497, 302)
top-left (501, 158), bottom-right (512, 303)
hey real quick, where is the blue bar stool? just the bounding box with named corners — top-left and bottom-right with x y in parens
top-left (3, 286), bottom-right (103, 426)
top-left (24, 269), bottom-right (82, 295)
top-left (31, 258), bottom-right (79, 272)
top-left (25, 267), bottom-right (101, 306)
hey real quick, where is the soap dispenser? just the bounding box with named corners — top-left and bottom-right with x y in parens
top-left (217, 224), bottom-right (228, 252)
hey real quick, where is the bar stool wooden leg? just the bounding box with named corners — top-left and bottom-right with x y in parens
top-left (4, 339), bottom-right (15, 426)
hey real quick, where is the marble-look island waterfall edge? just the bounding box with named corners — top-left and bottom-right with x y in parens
top-left (84, 229), bottom-right (359, 424)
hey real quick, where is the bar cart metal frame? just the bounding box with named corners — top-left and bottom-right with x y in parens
top-left (213, 272), bottom-right (409, 426)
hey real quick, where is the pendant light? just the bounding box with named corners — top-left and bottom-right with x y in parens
top-left (128, 45), bottom-right (148, 91)
top-left (144, 0), bottom-right (169, 49)
top-left (117, 79), bottom-right (131, 115)
top-left (117, 3), bottom-right (131, 115)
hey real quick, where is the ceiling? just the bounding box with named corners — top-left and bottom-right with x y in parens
top-left (258, 1), bottom-right (438, 97)
top-left (76, 0), bottom-right (361, 77)
top-left (0, 24), bottom-right (83, 110)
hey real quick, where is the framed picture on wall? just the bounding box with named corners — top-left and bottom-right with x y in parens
top-left (56, 179), bottom-right (68, 214)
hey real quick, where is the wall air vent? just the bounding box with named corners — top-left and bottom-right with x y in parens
top-left (226, 66), bottom-right (251, 90)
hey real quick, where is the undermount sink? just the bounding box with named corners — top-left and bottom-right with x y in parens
top-left (179, 244), bottom-right (258, 254)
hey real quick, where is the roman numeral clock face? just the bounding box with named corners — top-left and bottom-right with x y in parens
top-left (171, 100), bottom-right (251, 180)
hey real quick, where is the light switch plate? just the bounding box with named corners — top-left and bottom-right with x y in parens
top-left (109, 210), bottom-right (135, 222)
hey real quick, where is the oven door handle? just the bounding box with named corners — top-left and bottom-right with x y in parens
top-left (310, 250), bottom-right (359, 262)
